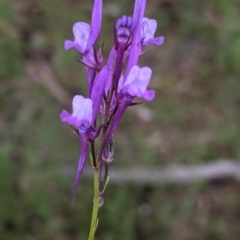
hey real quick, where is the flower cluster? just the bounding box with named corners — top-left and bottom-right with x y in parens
top-left (60, 0), bottom-right (164, 204)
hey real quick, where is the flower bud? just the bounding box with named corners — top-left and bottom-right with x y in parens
top-left (115, 15), bottom-right (133, 46)
top-left (102, 139), bottom-right (114, 163)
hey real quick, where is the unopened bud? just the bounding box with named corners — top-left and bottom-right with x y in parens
top-left (102, 139), bottom-right (114, 163)
top-left (115, 15), bottom-right (133, 45)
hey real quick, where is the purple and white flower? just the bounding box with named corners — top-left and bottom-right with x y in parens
top-left (141, 17), bottom-right (164, 46)
top-left (118, 65), bottom-right (155, 101)
top-left (64, 0), bottom-right (102, 54)
top-left (60, 95), bottom-right (93, 133)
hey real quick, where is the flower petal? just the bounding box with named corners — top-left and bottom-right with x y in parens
top-left (60, 110), bottom-right (81, 127)
top-left (123, 66), bottom-right (153, 99)
top-left (141, 18), bottom-right (164, 46)
top-left (60, 96), bottom-right (92, 129)
top-left (124, 65), bottom-right (140, 86)
top-left (141, 18), bottom-right (157, 44)
top-left (145, 36), bottom-right (164, 46)
top-left (143, 90), bottom-right (155, 101)
top-left (72, 95), bottom-right (93, 126)
top-left (72, 22), bottom-right (91, 53)
top-left (64, 40), bottom-right (75, 50)
top-left (60, 110), bottom-right (71, 122)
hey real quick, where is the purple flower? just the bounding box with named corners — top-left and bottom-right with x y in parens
top-left (60, 95), bottom-right (93, 205)
top-left (114, 15), bottom-right (133, 85)
top-left (118, 65), bottom-right (155, 101)
top-left (141, 17), bottom-right (164, 46)
top-left (64, 0), bottom-right (102, 54)
top-left (115, 15), bottom-right (133, 47)
top-left (60, 95), bottom-right (93, 133)
top-left (64, 22), bottom-right (91, 53)
top-left (100, 65), bottom-right (154, 160)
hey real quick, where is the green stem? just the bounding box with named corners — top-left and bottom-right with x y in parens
top-left (88, 165), bottom-right (100, 240)
top-left (87, 82), bottom-right (114, 239)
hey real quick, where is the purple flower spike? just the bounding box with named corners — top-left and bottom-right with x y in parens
top-left (61, 0), bottom-right (164, 206)
top-left (119, 65), bottom-right (155, 101)
top-left (60, 95), bottom-right (93, 132)
top-left (141, 18), bottom-right (164, 46)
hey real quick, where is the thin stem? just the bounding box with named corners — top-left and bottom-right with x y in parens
top-left (90, 141), bottom-right (97, 167)
top-left (88, 165), bottom-right (100, 240)
top-left (88, 81), bottom-right (115, 240)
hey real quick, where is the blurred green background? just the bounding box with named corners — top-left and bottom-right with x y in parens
top-left (1, 0), bottom-right (240, 239)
